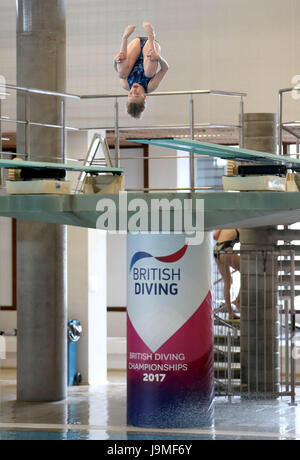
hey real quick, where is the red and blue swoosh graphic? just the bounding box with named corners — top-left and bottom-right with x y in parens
top-left (130, 244), bottom-right (189, 271)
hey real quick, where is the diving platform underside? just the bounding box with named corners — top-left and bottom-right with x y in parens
top-left (0, 192), bottom-right (300, 230)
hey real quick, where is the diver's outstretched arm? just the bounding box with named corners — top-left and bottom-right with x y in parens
top-left (146, 54), bottom-right (169, 93)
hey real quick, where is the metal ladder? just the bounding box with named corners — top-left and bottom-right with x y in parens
top-left (75, 133), bottom-right (113, 193)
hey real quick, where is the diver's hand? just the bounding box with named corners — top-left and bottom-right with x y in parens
top-left (146, 48), bottom-right (160, 62)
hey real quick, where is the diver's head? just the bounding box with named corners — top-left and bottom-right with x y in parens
top-left (127, 83), bottom-right (146, 119)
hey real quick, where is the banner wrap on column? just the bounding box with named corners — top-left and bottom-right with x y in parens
top-left (127, 233), bottom-right (214, 428)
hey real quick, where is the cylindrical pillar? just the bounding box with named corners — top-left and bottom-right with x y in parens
top-left (243, 113), bottom-right (278, 154)
top-left (127, 233), bottom-right (214, 428)
top-left (16, 0), bottom-right (67, 402)
top-left (240, 229), bottom-right (280, 398)
top-left (240, 113), bottom-right (279, 399)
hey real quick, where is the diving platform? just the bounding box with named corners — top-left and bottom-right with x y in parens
top-left (1, 139), bottom-right (300, 230)
top-left (0, 192), bottom-right (300, 230)
top-left (129, 138), bottom-right (300, 171)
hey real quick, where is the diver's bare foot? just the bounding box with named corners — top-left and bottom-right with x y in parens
top-left (228, 314), bottom-right (240, 321)
top-left (123, 25), bottom-right (136, 39)
top-left (143, 22), bottom-right (155, 40)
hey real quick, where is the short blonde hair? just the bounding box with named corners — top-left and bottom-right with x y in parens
top-left (126, 99), bottom-right (146, 119)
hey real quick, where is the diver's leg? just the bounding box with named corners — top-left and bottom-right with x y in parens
top-left (119, 25), bottom-right (137, 57)
top-left (230, 254), bottom-right (241, 311)
top-left (126, 37), bottom-right (143, 70)
top-left (142, 22), bottom-right (161, 77)
top-left (216, 258), bottom-right (236, 320)
top-left (115, 26), bottom-right (139, 77)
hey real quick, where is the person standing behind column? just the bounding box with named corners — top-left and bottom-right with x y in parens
top-left (213, 229), bottom-right (240, 321)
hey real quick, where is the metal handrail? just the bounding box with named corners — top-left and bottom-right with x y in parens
top-left (0, 116), bottom-right (79, 132)
top-left (79, 88), bottom-right (246, 172)
top-left (0, 82), bottom-right (246, 190)
top-left (279, 88), bottom-right (297, 94)
top-left (214, 313), bottom-right (240, 332)
top-left (78, 122), bottom-right (241, 131)
top-left (0, 83), bottom-right (80, 100)
top-left (0, 83), bottom-right (247, 100)
top-left (278, 87), bottom-right (300, 155)
top-left (282, 125), bottom-right (300, 142)
top-left (80, 89), bottom-right (247, 99)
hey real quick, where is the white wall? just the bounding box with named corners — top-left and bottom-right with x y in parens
top-left (0, 311), bottom-right (16, 332)
top-left (111, 147), bottom-right (144, 191)
top-left (107, 233), bottom-right (127, 308)
top-left (149, 145), bottom-right (178, 190)
top-left (107, 311), bottom-right (126, 337)
top-left (1, 0), bottom-right (300, 130)
top-left (64, 0), bottom-right (300, 128)
top-left (0, 0), bottom-right (16, 122)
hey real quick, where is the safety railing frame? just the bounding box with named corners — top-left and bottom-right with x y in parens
top-left (278, 88), bottom-right (300, 156)
top-left (213, 248), bottom-right (297, 404)
top-left (0, 83), bottom-right (246, 191)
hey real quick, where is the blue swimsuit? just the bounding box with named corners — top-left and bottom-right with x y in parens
top-left (127, 37), bottom-right (153, 94)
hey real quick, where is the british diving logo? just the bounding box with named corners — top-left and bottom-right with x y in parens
top-left (130, 244), bottom-right (188, 271)
top-left (130, 244), bottom-right (188, 296)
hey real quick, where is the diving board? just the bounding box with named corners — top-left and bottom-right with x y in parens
top-left (127, 139), bottom-right (300, 172)
top-left (0, 158), bottom-right (123, 175)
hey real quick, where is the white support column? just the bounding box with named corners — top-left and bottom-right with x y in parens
top-left (67, 129), bottom-right (108, 385)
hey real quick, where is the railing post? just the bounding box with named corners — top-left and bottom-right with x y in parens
top-left (278, 91), bottom-right (283, 155)
top-left (114, 97), bottom-right (120, 167)
top-left (289, 250), bottom-right (297, 406)
top-left (0, 98), bottom-right (3, 187)
top-left (239, 96), bottom-right (244, 148)
top-left (227, 331), bottom-right (232, 401)
top-left (25, 92), bottom-right (31, 161)
top-left (189, 95), bottom-right (195, 192)
top-left (61, 99), bottom-right (66, 163)
top-left (285, 298), bottom-right (290, 392)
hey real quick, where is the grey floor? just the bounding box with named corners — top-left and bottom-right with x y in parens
top-left (0, 369), bottom-right (300, 440)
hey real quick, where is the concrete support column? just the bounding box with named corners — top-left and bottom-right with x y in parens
top-left (243, 113), bottom-right (278, 154)
top-left (240, 113), bottom-right (279, 398)
top-left (240, 229), bottom-right (280, 398)
top-left (16, 0), bottom-right (67, 401)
